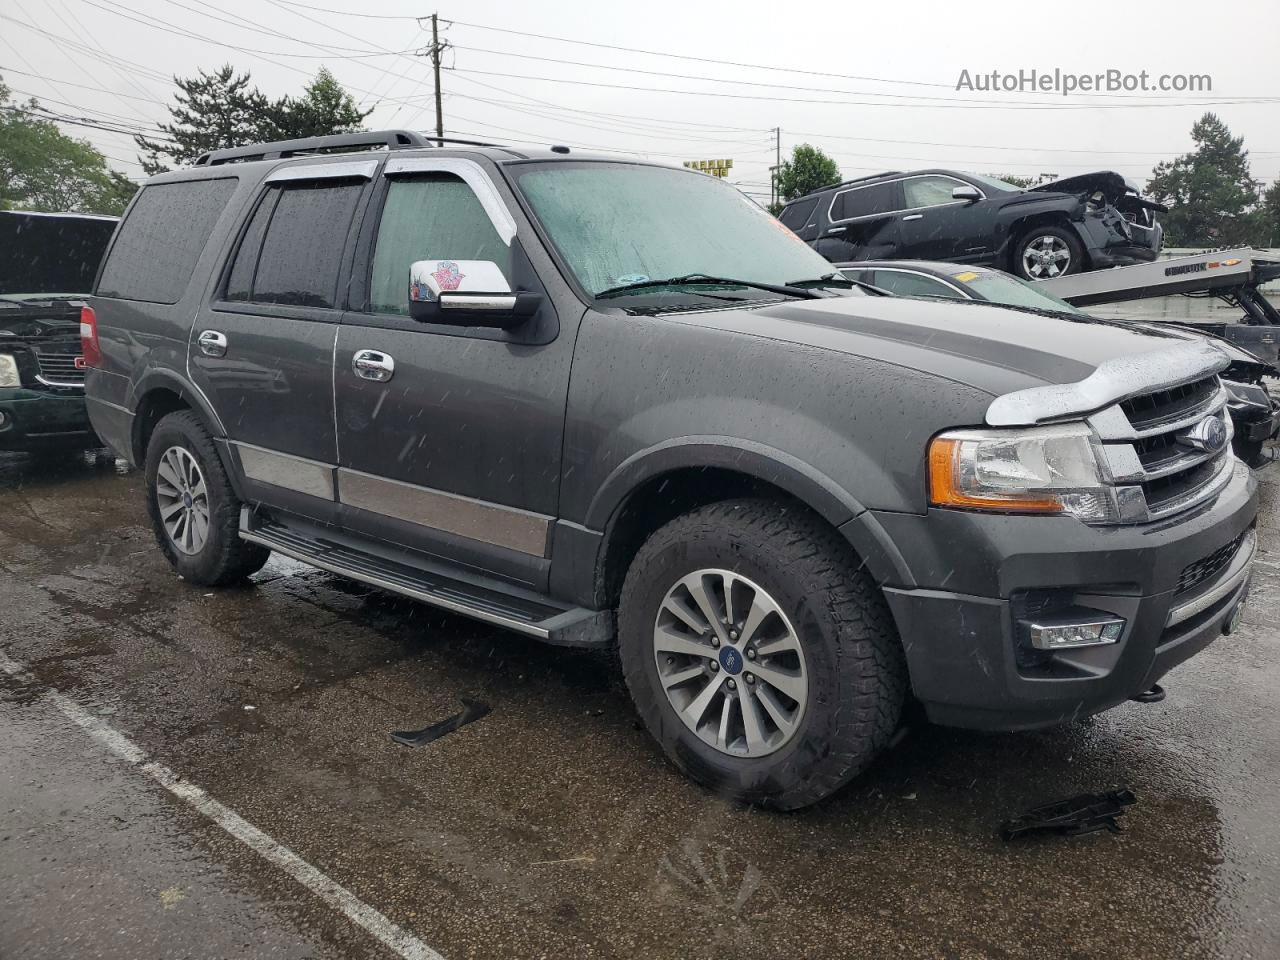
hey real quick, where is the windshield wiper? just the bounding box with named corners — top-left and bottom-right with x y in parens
top-left (595, 273), bottom-right (821, 300)
top-left (785, 273), bottom-right (889, 296)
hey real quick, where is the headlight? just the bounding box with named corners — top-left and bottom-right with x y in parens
top-left (928, 422), bottom-right (1118, 523)
top-left (0, 354), bottom-right (19, 388)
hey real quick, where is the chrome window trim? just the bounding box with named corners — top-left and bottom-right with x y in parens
top-left (986, 342), bottom-right (1230, 426)
top-left (265, 159), bottom-right (380, 183)
top-left (849, 267), bottom-right (971, 298)
top-left (826, 174), bottom-right (985, 227)
top-left (382, 156), bottom-right (517, 244)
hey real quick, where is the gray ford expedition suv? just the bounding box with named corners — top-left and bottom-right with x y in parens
top-left (85, 130), bottom-right (1258, 810)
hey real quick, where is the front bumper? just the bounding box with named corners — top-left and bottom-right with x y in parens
top-left (0, 387), bottom-right (96, 451)
top-left (875, 460), bottom-right (1257, 730)
top-left (1074, 211), bottom-right (1162, 269)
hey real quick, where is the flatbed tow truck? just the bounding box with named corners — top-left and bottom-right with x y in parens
top-left (1037, 246), bottom-right (1280, 363)
top-left (1037, 247), bottom-right (1280, 464)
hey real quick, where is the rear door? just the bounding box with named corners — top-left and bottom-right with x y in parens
top-left (822, 180), bottom-right (902, 260)
top-left (188, 160), bottom-right (374, 518)
top-left (332, 156), bottom-right (574, 589)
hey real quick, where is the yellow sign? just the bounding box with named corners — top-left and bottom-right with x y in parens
top-left (683, 159), bottom-right (734, 178)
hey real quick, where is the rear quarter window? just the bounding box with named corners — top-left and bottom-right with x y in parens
top-left (97, 178), bottom-right (236, 303)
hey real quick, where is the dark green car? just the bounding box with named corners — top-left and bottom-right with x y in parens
top-left (0, 210), bottom-right (117, 452)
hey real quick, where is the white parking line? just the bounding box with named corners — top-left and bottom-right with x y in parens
top-left (0, 651), bottom-right (446, 960)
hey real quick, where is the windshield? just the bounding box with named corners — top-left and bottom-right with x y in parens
top-left (511, 162), bottom-right (839, 300)
top-left (963, 173), bottom-right (1024, 193)
top-left (954, 269), bottom-right (1082, 312)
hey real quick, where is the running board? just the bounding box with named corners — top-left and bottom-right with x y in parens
top-left (239, 510), bottom-right (612, 647)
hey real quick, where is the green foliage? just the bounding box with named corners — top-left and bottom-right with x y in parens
top-left (268, 66), bottom-right (372, 140)
top-left (773, 144), bottom-right (841, 203)
top-left (0, 76), bottom-right (138, 215)
top-left (1146, 113), bottom-right (1260, 246)
top-left (986, 173), bottom-right (1056, 189)
top-left (136, 65), bottom-right (371, 174)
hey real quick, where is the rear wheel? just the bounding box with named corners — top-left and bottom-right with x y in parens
top-left (618, 498), bottom-right (907, 810)
top-left (1015, 225), bottom-right (1083, 280)
top-left (144, 411), bottom-right (269, 585)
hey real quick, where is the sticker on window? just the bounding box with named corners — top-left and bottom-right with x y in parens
top-left (951, 271), bottom-right (980, 283)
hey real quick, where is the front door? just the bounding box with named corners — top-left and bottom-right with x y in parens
top-left (893, 175), bottom-right (988, 262)
top-left (189, 163), bottom-right (374, 516)
top-left (333, 158), bottom-right (574, 589)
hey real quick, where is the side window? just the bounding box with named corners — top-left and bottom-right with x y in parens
top-left (223, 180), bottom-right (363, 309)
top-left (368, 174), bottom-right (511, 316)
top-left (778, 197), bottom-right (818, 231)
top-left (832, 182), bottom-right (898, 221)
top-left (872, 271), bottom-right (962, 299)
top-left (97, 178), bottom-right (236, 303)
top-left (903, 176), bottom-right (964, 210)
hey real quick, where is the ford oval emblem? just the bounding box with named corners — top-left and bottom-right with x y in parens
top-left (1179, 414), bottom-right (1229, 454)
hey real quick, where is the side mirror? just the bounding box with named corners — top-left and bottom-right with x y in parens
top-left (952, 185), bottom-right (981, 203)
top-left (408, 259), bottom-right (541, 329)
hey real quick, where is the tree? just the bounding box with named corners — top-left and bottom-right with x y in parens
top-left (268, 66), bottom-right (371, 139)
top-left (0, 77), bottom-right (137, 215)
top-left (987, 173), bottom-right (1056, 189)
top-left (773, 144), bottom-right (841, 210)
top-left (1254, 177), bottom-right (1280, 248)
top-left (1146, 113), bottom-right (1260, 246)
top-left (135, 65), bottom-right (274, 175)
top-left (136, 65), bottom-right (369, 174)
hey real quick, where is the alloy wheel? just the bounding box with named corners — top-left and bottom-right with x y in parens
top-left (1022, 234), bottom-right (1073, 278)
top-left (155, 445), bottom-right (210, 556)
top-left (652, 569), bottom-right (808, 758)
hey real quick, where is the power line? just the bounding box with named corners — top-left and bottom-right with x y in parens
top-left (446, 67), bottom-right (1279, 111)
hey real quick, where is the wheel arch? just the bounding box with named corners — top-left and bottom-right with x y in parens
top-left (1005, 210), bottom-right (1086, 272)
top-left (586, 438), bottom-right (912, 611)
top-left (129, 371), bottom-right (241, 495)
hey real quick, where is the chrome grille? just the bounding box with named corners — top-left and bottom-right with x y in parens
top-left (34, 344), bottom-right (85, 387)
top-left (1091, 374), bottom-right (1235, 524)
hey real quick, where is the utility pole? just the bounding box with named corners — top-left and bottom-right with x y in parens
top-left (427, 13), bottom-right (449, 143)
top-left (768, 127), bottom-right (781, 210)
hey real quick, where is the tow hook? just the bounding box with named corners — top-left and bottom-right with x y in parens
top-left (1131, 684), bottom-right (1166, 704)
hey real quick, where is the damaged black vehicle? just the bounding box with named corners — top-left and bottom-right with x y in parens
top-left (779, 169), bottom-right (1165, 281)
top-left (0, 210), bottom-right (116, 453)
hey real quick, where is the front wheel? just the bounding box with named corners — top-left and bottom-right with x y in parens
top-left (1014, 225), bottom-right (1084, 280)
top-left (144, 411), bottom-right (269, 586)
top-left (618, 499), bottom-right (907, 810)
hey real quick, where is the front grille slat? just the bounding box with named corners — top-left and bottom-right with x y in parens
top-left (1095, 374), bottom-right (1234, 524)
top-left (33, 345), bottom-right (85, 386)
top-left (1177, 533), bottom-right (1245, 595)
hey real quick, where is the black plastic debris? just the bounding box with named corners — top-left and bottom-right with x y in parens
top-left (1000, 789), bottom-right (1137, 840)
top-left (391, 698), bottom-right (491, 747)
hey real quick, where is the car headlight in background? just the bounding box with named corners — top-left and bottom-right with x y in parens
top-left (0, 354), bottom-right (20, 388)
top-left (928, 423), bottom-right (1119, 523)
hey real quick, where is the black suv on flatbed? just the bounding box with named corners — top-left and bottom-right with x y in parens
top-left (779, 169), bottom-right (1165, 280)
top-left (86, 131), bottom-right (1256, 809)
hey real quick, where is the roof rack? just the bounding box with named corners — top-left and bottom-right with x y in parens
top-left (193, 130), bottom-right (504, 166)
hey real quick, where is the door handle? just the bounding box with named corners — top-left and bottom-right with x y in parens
top-left (197, 330), bottom-right (227, 358)
top-left (901, 214), bottom-right (924, 221)
top-left (352, 349), bottom-right (395, 382)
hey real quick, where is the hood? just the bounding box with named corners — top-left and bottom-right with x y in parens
top-left (679, 294), bottom-right (1215, 402)
top-left (0, 210), bottom-right (118, 296)
top-left (1031, 171), bottom-right (1167, 213)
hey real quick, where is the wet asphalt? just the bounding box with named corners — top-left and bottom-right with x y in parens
top-left (1, 449), bottom-right (1278, 960)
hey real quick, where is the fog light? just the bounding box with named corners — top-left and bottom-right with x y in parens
top-left (0, 410), bottom-right (10, 430)
top-left (1027, 615), bottom-right (1125, 650)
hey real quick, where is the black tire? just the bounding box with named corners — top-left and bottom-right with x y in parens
top-left (1013, 224), bottom-right (1084, 281)
top-left (144, 410), bottom-right (269, 586)
top-left (618, 498), bottom-right (907, 810)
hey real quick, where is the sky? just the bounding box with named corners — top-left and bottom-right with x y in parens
top-left (2, 0), bottom-right (1279, 202)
